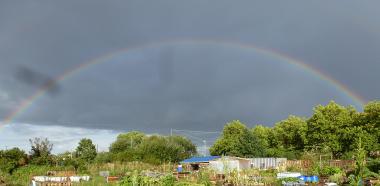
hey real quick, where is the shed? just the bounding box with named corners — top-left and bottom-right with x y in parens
top-left (209, 156), bottom-right (251, 173)
top-left (180, 156), bottom-right (220, 171)
top-left (250, 158), bottom-right (287, 170)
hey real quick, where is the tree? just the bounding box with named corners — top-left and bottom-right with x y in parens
top-left (307, 101), bottom-right (356, 158)
top-left (349, 137), bottom-right (366, 185)
top-left (273, 115), bottom-right (307, 150)
top-left (210, 120), bottom-right (264, 157)
top-left (110, 131), bottom-right (145, 153)
top-left (75, 138), bottom-right (97, 162)
top-left (0, 148), bottom-right (27, 174)
top-left (354, 101), bottom-right (380, 154)
top-left (137, 135), bottom-right (196, 164)
top-left (167, 136), bottom-right (197, 160)
top-left (251, 125), bottom-right (273, 149)
top-left (29, 137), bottom-right (54, 165)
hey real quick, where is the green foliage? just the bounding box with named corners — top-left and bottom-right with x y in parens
top-left (277, 177), bottom-right (300, 183)
top-left (196, 171), bottom-right (212, 186)
top-left (349, 137), bottom-right (367, 186)
top-left (75, 138), bottom-right (97, 162)
top-left (307, 101), bottom-right (357, 158)
top-left (0, 148), bottom-right (27, 174)
top-left (109, 131), bottom-right (196, 164)
top-left (251, 125), bottom-right (273, 149)
top-left (329, 172), bottom-right (346, 185)
top-left (210, 120), bottom-right (265, 157)
top-left (119, 171), bottom-right (176, 186)
top-left (94, 152), bottom-right (113, 164)
top-left (29, 137), bottom-right (54, 165)
top-left (273, 115), bottom-right (308, 151)
top-left (138, 135), bottom-right (196, 164)
top-left (367, 158), bottom-right (380, 174)
top-left (110, 131), bottom-right (145, 153)
top-left (319, 166), bottom-right (343, 176)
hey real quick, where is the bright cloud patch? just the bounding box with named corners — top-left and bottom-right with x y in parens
top-left (0, 123), bottom-right (119, 153)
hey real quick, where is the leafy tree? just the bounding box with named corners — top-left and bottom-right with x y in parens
top-left (354, 101), bottom-right (380, 154)
top-left (94, 152), bottom-right (113, 164)
top-left (273, 115), bottom-right (307, 150)
top-left (0, 148), bottom-right (27, 174)
top-left (110, 131), bottom-right (145, 153)
top-left (75, 138), bottom-right (97, 162)
top-left (138, 135), bottom-right (196, 164)
top-left (29, 137), bottom-right (54, 165)
top-left (167, 136), bottom-right (197, 160)
top-left (251, 125), bottom-right (273, 149)
top-left (307, 101), bottom-right (356, 158)
top-left (349, 137), bottom-right (366, 185)
top-left (210, 120), bottom-right (264, 157)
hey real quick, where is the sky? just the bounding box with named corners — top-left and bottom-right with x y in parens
top-left (0, 0), bottom-right (379, 153)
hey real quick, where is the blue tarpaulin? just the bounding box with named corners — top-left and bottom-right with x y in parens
top-left (181, 156), bottom-right (220, 164)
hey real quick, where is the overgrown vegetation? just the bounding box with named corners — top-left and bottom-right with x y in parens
top-left (1, 100), bottom-right (379, 185)
top-left (211, 101), bottom-right (380, 160)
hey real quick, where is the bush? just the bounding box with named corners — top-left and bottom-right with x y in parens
top-left (119, 171), bottom-right (176, 186)
top-left (319, 166), bottom-right (342, 176)
top-left (197, 171), bottom-right (211, 186)
top-left (94, 152), bottom-right (113, 164)
top-left (367, 158), bottom-right (380, 174)
top-left (328, 172), bottom-right (345, 185)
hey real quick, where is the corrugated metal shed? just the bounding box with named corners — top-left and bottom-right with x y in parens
top-left (250, 158), bottom-right (287, 169)
top-left (181, 156), bottom-right (220, 163)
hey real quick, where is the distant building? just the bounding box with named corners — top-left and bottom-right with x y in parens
top-left (250, 158), bottom-right (287, 170)
top-left (209, 156), bottom-right (251, 173)
top-left (180, 156), bottom-right (220, 171)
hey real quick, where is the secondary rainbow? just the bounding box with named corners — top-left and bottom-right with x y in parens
top-left (1, 39), bottom-right (366, 127)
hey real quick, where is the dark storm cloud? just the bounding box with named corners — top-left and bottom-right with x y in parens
top-left (15, 66), bottom-right (60, 95)
top-left (0, 0), bottom-right (379, 133)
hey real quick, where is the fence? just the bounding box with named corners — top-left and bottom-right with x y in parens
top-left (286, 160), bottom-right (355, 170)
top-left (250, 158), bottom-right (287, 170)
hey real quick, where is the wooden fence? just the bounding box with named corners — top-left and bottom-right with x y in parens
top-left (286, 160), bottom-right (355, 170)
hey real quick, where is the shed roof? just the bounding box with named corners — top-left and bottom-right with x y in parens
top-left (181, 156), bottom-right (220, 164)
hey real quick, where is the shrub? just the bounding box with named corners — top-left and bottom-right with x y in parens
top-left (328, 172), bottom-right (345, 185)
top-left (319, 166), bottom-right (342, 176)
top-left (367, 158), bottom-right (380, 174)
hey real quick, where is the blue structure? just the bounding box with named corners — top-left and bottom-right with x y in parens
top-left (181, 156), bottom-right (220, 164)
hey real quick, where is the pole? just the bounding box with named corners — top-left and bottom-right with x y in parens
top-left (170, 128), bottom-right (173, 136)
top-left (203, 140), bottom-right (207, 156)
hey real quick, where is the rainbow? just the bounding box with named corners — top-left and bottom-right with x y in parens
top-left (1, 39), bottom-right (366, 127)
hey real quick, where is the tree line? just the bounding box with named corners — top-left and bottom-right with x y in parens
top-left (0, 133), bottom-right (196, 175)
top-left (1, 100), bottom-right (379, 176)
top-left (210, 101), bottom-right (380, 159)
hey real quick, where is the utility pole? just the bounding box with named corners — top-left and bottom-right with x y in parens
top-left (170, 128), bottom-right (173, 136)
top-left (203, 140), bottom-right (207, 156)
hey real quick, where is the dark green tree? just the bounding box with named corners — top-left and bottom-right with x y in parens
top-left (353, 101), bottom-right (380, 154)
top-left (210, 120), bottom-right (264, 157)
top-left (75, 138), bottom-right (97, 162)
top-left (110, 131), bottom-right (145, 153)
top-left (273, 115), bottom-right (307, 150)
top-left (29, 137), bottom-right (54, 165)
top-left (0, 148), bottom-right (27, 174)
top-left (137, 135), bottom-right (196, 164)
top-left (307, 101), bottom-right (356, 158)
top-left (251, 125), bottom-right (273, 149)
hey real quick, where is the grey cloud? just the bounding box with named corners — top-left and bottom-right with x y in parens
top-left (15, 66), bottom-right (60, 95)
top-left (0, 0), bottom-right (379, 134)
